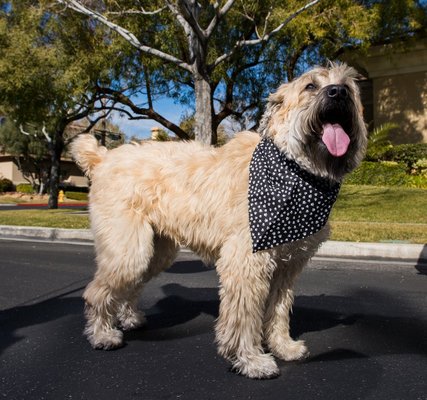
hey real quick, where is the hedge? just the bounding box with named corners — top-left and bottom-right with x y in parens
top-left (16, 183), bottom-right (34, 194)
top-left (0, 178), bottom-right (14, 192)
top-left (383, 143), bottom-right (427, 172)
top-left (65, 191), bottom-right (88, 201)
top-left (345, 161), bottom-right (427, 188)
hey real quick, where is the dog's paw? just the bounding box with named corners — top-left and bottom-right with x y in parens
top-left (119, 310), bottom-right (146, 331)
top-left (271, 339), bottom-right (309, 361)
top-left (233, 353), bottom-right (280, 379)
top-left (86, 328), bottom-right (124, 350)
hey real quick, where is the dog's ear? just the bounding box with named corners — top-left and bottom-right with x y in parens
top-left (268, 83), bottom-right (288, 104)
top-left (258, 83), bottom-right (289, 137)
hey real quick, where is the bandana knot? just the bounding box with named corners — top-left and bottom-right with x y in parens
top-left (248, 138), bottom-right (341, 253)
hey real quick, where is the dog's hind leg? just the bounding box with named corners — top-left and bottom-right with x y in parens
top-left (215, 237), bottom-right (279, 379)
top-left (83, 219), bottom-right (156, 350)
top-left (263, 259), bottom-right (309, 362)
top-left (117, 234), bottom-right (179, 331)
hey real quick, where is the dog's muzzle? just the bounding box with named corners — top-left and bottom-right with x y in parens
top-left (317, 85), bottom-right (355, 157)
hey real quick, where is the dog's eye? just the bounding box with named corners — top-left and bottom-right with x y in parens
top-left (305, 83), bottom-right (317, 91)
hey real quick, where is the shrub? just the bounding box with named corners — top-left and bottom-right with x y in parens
top-left (346, 161), bottom-right (427, 188)
top-left (413, 159), bottom-right (427, 177)
top-left (0, 177), bottom-right (14, 192)
top-left (406, 174), bottom-right (427, 189)
top-left (383, 143), bottom-right (427, 171)
top-left (65, 191), bottom-right (88, 201)
top-left (346, 161), bottom-right (409, 186)
top-left (365, 123), bottom-right (397, 161)
top-left (16, 183), bottom-right (34, 194)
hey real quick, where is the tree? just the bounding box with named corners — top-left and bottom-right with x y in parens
top-left (53, 0), bottom-right (327, 145)
top-left (52, 0), bottom-right (425, 145)
top-left (0, 119), bottom-right (50, 193)
top-left (0, 1), bottom-right (125, 207)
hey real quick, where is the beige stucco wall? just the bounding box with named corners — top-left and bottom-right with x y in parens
top-left (0, 160), bottom-right (13, 181)
top-left (0, 156), bottom-right (89, 187)
top-left (61, 161), bottom-right (89, 187)
top-left (374, 70), bottom-right (427, 143)
top-left (343, 40), bottom-right (427, 143)
top-left (11, 161), bottom-right (28, 184)
top-left (0, 159), bottom-right (28, 184)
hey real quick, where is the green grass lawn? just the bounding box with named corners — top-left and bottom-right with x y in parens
top-left (0, 185), bottom-right (425, 243)
top-left (0, 209), bottom-right (90, 229)
top-left (330, 185), bottom-right (426, 243)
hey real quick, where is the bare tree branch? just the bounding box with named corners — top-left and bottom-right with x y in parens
top-left (19, 124), bottom-right (32, 137)
top-left (64, 109), bottom-right (113, 145)
top-left (165, 0), bottom-right (206, 46)
top-left (106, 6), bottom-right (167, 16)
top-left (57, 0), bottom-right (193, 72)
top-left (96, 86), bottom-right (190, 140)
top-left (205, 0), bottom-right (236, 38)
top-left (19, 123), bottom-right (53, 143)
top-left (213, 0), bottom-right (322, 68)
top-left (255, 9), bottom-right (272, 40)
top-left (41, 124), bottom-right (53, 143)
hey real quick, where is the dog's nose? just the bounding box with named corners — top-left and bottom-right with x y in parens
top-left (327, 85), bottom-right (348, 99)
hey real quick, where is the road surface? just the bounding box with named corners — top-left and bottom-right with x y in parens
top-left (0, 239), bottom-right (426, 399)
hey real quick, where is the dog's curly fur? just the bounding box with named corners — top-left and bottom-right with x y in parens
top-left (72, 63), bottom-right (367, 379)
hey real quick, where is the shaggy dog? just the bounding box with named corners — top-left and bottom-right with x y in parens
top-left (72, 63), bottom-right (367, 379)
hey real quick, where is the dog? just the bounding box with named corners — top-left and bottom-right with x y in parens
top-left (72, 63), bottom-right (367, 379)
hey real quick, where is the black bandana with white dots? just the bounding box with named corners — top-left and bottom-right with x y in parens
top-left (248, 138), bottom-right (341, 253)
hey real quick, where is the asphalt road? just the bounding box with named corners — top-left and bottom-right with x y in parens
top-left (0, 239), bottom-right (426, 400)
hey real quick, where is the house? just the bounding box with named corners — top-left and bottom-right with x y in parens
top-left (0, 121), bottom-right (124, 188)
top-left (343, 39), bottom-right (427, 144)
top-left (0, 154), bottom-right (88, 187)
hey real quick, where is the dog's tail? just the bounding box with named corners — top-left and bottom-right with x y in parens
top-left (70, 134), bottom-right (107, 178)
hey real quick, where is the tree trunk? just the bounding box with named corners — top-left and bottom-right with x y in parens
top-left (48, 132), bottom-right (64, 209)
top-left (194, 74), bottom-right (216, 145)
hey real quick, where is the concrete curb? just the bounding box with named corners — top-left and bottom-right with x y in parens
top-left (317, 240), bottom-right (426, 263)
top-left (1, 225), bottom-right (426, 263)
top-left (0, 225), bottom-right (93, 243)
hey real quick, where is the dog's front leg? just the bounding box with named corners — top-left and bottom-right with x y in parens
top-left (263, 260), bottom-right (309, 362)
top-left (215, 244), bottom-right (279, 379)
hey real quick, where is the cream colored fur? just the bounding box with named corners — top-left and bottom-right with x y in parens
top-left (71, 63), bottom-right (367, 379)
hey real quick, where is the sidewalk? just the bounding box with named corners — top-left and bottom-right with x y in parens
top-left (0, 225), bottom-right (426, 264)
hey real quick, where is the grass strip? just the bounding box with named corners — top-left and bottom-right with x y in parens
top-left (331, 185), bottom-right (427, 224)
top-left (0, 209), bottom-right (90, 229)
top-left (330, 185), bottom-right (427, 243)
top-left (330, 221), bottom-right (427, 244)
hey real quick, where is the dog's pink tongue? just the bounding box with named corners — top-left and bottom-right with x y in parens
top-left (322, 123), bottom-right (350, 157)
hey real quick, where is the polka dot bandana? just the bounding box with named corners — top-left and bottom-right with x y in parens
top-left (248, 138), bottom-right (341, 253)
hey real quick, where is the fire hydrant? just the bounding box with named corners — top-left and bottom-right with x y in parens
top-left (58, 190), bottom-right (65, 203)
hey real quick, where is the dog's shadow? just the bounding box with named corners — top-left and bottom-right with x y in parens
top-left (126, 282), bottom-right (427, 359)
top-left (126, 283), bottom-right (218, 342)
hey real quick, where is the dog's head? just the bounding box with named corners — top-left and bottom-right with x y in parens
top-left (259, 63), bottom-right (368, 181)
